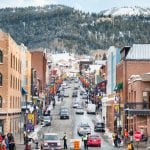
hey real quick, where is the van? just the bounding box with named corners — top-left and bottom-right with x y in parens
top-left (87, 104), bottom-right (96, 114)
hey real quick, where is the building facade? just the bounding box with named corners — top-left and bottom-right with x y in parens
top-left (0, 31), bottom-right (21, 134)
top-left (105, 46), bottom-right (121, 132)
top-left (117, 44), bottom-right (150, 132)
top-left (127, 73), bottom-right (150, 136)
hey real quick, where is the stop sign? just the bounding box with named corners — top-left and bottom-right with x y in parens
top-left (134, 131), bottom-right (142, 141)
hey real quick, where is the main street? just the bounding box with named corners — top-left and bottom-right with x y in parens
top-left (39, 80), bottom-right (116, 150)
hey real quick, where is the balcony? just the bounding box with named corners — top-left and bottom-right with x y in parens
top-left (124, 102), bottom-right (150, 116)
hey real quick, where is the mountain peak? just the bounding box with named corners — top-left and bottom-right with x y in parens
top-left (102, 6), bottom-right (150, 17)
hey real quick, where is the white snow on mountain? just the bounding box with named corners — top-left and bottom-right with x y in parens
top-left (103, 7), bottom-right (150, 17)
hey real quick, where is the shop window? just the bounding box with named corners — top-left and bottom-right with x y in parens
top-left (0, 50), bottom-right (3, 63)
top-left (0, 96), bottom-right (2, 108)
top-left (0, 73), bottom-right (2, 86)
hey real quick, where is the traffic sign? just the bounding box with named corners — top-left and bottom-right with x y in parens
top-left (134, 131), bottom-right (141, 142)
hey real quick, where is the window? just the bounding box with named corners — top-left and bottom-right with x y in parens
top-left (0, 96), bottom-right (2, 108)
top-left (10, 75), bottom-right (12, 88)
top-left (11, 53), bottom-right (12, 68)
top-left (16, 58), bottom-right (17, 71)
top-left (10, 96), bottom-right (12, 108)
top-left (0, 50), bottom-right (3, 63)
top-left (0, 73), bottom-right (2, 86)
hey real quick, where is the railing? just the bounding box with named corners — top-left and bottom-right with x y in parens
top-left (124, 102), bottom-right (150, 110)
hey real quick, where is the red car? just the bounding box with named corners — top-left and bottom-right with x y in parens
top-left (87, 135), bottom-right (101, 147)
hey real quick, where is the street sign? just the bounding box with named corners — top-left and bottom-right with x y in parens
top-left (134, 131), bottom-right (141, 141)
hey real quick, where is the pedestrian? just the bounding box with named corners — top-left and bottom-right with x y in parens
top-left (82, 133), bottom-right (88, 150)
top-left (2, 135), bottom-right (8, 150)
top-left (63, 132), bottom-right (67, 149)
top-left (7, 133), bottom-right (15, 150)
top-left (0, 135), bottom-right (6, 150)
top-left (124, 128), bottom-right (129, 144)
top-left (114, 132), bottom-right (118, 147)
top-left (129, 128), bottom-right (133, 142)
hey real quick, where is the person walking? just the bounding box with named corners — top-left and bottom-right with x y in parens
top-left (7, 133), bottom-right (15, 150)
top-left (0, 135), bottom-right (6, 150)
top-left (82, 133), bottom-right (88, 150)
top-left (63, 132), bottom-right (67, 149)
top-left (129, 128), bottom-right (133, 142)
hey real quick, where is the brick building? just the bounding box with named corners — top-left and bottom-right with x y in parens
top-left (0, 31), bottom-right (21, 134)
top-left (116, 44), bottom-right (150, 133)
top-left (31, 50), bottom-right (47, 105)
top-left (127, 73), bottom-right (150, 136)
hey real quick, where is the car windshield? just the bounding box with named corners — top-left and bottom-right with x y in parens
top-left (44, 134), bottom-right (58, 140)
top-left (96, 122), bottom-right (105, 127)
top-left (89, 135), bottom-right (99, 139)
top-left (80, 124), bottom-right (90, 127)
top-left (44, 116), bottom-right (50, 120)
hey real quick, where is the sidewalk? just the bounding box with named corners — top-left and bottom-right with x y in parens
top-left (103, 128), bottom-right (150, 150)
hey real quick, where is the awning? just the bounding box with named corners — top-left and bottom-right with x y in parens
top-left (21, 87), bottom-right (28, 95)
top-left (114, 82), bottom-right (123, 91)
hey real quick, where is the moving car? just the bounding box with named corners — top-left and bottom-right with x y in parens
top-left (87, 135), bottom-right (101, 147)
top-left (41, 133), bottom-right (62, 150)
top-left (75, 106), bottom-right (84, 115)
top-left (87, 104), bottom-right (96, 114)
top-left (94, 122), bottom-right (105, 132)
top-left (77, 123), bottom-right (91, 136)
top-left (72, 91), bottom-right (78, 97)
top-left (72, 101), bottom-right (79, 108)
top-left (60, 109), bottom-right (69, 119)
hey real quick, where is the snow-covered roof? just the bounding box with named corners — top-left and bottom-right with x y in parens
top-left (126, 44), bottom-right (150, 60)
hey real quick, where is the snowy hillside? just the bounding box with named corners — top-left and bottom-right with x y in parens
top-left (103, 7), bottom-right (150, 16)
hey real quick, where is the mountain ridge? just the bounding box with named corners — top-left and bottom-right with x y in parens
top-left (0, 5), bottom-right (150, 54)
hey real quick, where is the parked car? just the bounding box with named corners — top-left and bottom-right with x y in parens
top-left (76, 106), bottom-right (84, 115)
top-left (82, 93), bottom-right (88, 99)
top-left (87, 135), bottom-right (101, 147)
top-left (60, 109), bottom-right (69, 119)
top-left (42, 116), bottom-right (52, 126)
top-left (77, 123), bottom-right (91, 136)
top-left (94, 122), bottom-right (105, 132)
top-left (41, 133), bottom-right (62, 150)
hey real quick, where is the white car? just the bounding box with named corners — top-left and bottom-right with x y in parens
top-left (77, 123), bottom-right (91, 136)
top-left (76, 106), bottom-right (84, 114)
top-left (73, 102), bottom-right (79, 108)
top-left (41, 133), bottom-right (62, 150)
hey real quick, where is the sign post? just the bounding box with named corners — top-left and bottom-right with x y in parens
top-left (134, 131), bottom-right (142, 150)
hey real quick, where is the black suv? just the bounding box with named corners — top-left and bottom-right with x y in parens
top-left (94, 122), bottom-right (105, 132)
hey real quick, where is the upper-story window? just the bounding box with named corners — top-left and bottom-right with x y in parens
top-left (0, 96), bottom-right (2, 108)
top-left (0, 73), bottom-right (2, 86)
top-left (0, 50), bottom-right (3, 63)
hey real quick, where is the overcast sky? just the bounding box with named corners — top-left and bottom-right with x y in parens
top-left (0, 0), bottom-right (150, 13)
